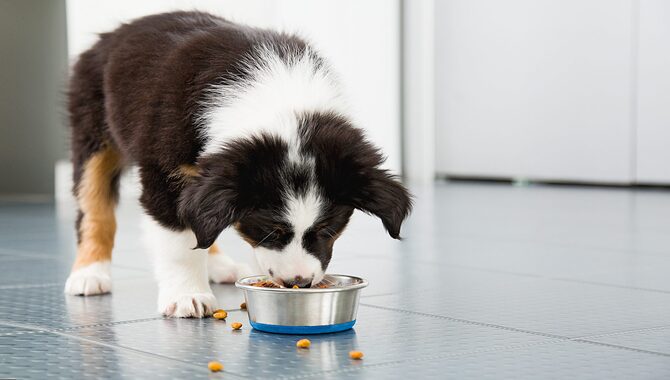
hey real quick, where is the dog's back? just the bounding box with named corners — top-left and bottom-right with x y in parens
top-left (68, 11), bottom-right (313, 228)
top-left (69, 11), bottom-right (305, 168)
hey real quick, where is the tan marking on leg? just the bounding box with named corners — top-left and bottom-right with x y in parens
top-left (208, 243), bottom-right (220, 255)
top-left (72, 145), bottom-right (122, 270)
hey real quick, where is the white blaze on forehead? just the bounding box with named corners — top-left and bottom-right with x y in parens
top-left (284, 189), bottom-right (322, 236)
top-left (198, 45), bottom-right (348, 158)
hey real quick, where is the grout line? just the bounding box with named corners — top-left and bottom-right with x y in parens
top-left (0, 282), bottom-right (63, 290)
top-left (359, 303), bottom-right (568, 340)
top-left (0, 330), bottom-right (42, 337)
top-left (0, 309), bottom-right (244, 334)
top-left (0, 320), bottom-right (59, 333)
top-left (549, 277), bottom-right (670, 295)
top-left (574, 339), bottom-right (670, 359)
top-left (56, 311), bottom-right (243, 332)
top-left (0, 317), bottom-right (166, 333)
top-left (576, 324), bottom-right (670, 340)
top-left (57, 317), bottom-right (169, 331)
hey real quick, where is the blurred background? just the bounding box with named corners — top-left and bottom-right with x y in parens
top-left (0, 0), bottom-right (668, 198)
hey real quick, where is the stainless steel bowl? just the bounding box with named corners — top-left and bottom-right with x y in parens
top-left (235, 274), bottom-right (368, 334)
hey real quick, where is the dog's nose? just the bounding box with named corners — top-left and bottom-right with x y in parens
top-left (282, 275), bottom-right (312, 288)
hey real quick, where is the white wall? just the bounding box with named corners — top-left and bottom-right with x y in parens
top-left (435, 0), bottom-right (635, 184)
top-left (65, 0), bottom-right (401, 173)
top-left (0, 0), bottom-right (68, 197)
top-left (402, 0), bottom-right (436, 184)
top-left (636, 0), bottom-right (670, 184)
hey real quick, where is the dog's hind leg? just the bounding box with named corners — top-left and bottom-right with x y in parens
top-left (64, 144), bottom-right (122, 295)
top-left (207, 243), bottom-right (253, 284)
top-left (65, 46), bottom-right (122, 296)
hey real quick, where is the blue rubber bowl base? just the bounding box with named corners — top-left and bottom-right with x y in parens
top-left (250, 320), bottom-right (356, 334)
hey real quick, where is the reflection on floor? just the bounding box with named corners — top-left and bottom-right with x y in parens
top-left (1, 182), bottom-right (670, 379)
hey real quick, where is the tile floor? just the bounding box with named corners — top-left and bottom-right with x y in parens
top-left (1, 182), bottom-right (670, 379)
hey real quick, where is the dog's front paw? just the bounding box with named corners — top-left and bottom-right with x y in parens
top-left (208, 254), bottom-right (253, 283)
top-left (64, 261), bottom-right (112, 296)
top-left (158, 291), bottom-right (217, 318)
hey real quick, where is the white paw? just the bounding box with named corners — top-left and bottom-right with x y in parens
top-left (208, 254), bottom-right (254, 283)
top-left (158, 291), bottom-right (217, 318)
top-left (64, 261), bottom-right (112, 296)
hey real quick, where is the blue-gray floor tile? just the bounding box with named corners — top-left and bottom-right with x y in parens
top-left (294, 340), bottom-right (670, 380)
top-left (0, 331), bottom-right (232, 379)
top-left (69, 306), bottom-right (551, 378)
top-left (361, 277), bottom-right (670, 338)
top-left (2, 183), bottom-right (670, 378)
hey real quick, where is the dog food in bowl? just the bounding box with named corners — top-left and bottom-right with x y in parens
top-left (245, 280), bottom-right (335, 288)
top-left (251, 280), bottom-right (280, 288)
top-left (249, 281), bottom-right (333, 289)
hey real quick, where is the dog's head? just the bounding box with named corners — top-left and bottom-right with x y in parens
top-left (179, 112), bottom-right (412, 287)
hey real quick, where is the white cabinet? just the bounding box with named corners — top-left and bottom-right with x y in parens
top-left (435, 0), bottom-right (659, 184)
top-left (636, 0), bottom-right (670, 183)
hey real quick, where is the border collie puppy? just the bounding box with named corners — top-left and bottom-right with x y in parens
top-left (64, 11), bottom-right (411, 317)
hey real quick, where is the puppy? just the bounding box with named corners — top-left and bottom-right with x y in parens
top-left (64, 11), bottom-right (412, 317)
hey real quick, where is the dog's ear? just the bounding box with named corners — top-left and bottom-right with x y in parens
top-left (352, 169), bottom-right (412, 239)
top-left (178, 175), bottom-right (241, 250)
top-left (298, 112), bottom-right (413, 239)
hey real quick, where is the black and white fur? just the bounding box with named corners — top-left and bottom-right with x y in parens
top-left (64, 11), bottom-right (411, 318)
